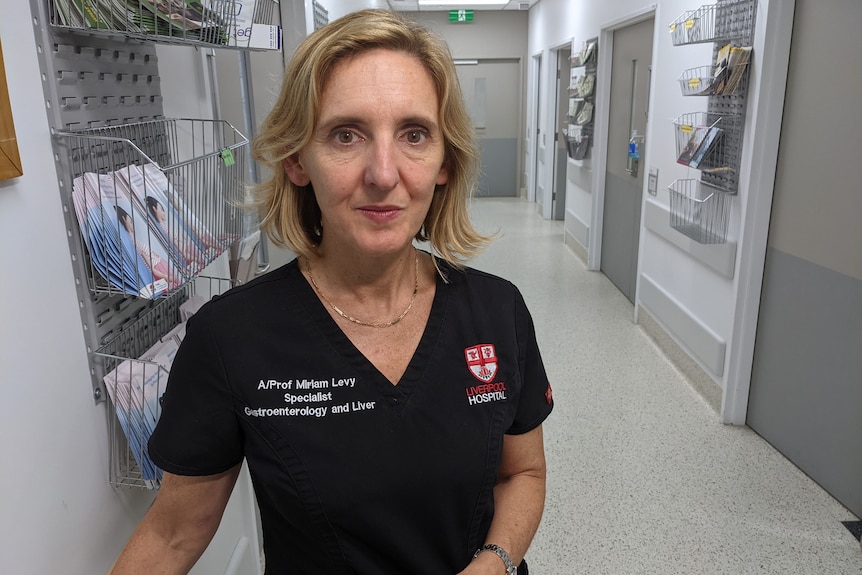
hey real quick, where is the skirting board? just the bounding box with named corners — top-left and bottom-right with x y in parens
top-left (643, 199), bottom-right (737, 278)
top-left (639, 273), bottom-right (726, 378)
top-left (565, 210), bottom-right (589, 249)
top-left (565, 228), bottom-right (588, 264)
top-left (638, 307), bottom-right (723, 413)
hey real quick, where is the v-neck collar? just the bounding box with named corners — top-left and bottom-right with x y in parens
top-left (292, 257), bottom-right (449, 413)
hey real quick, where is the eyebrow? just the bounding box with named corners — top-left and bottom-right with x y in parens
top-left (317, 115), bottom-right (440, 133)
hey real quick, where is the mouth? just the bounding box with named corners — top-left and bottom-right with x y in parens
top-left (358, 206), bottom-right (402, 223)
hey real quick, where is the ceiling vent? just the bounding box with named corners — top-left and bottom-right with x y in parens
top-left (519, 2), bottom-right (530, 10)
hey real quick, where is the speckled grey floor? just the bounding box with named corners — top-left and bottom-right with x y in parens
top-left (465, 198), bottom-right (862, 575)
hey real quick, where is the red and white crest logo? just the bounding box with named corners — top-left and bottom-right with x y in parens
top-left (465, 344), bottom-right (498, 383)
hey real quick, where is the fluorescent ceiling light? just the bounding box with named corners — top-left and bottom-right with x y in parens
top-left (418, 0), bottom-right (507, 5)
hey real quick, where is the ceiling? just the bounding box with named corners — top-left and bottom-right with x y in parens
top-left (386, 0), bottom-right (539, 11)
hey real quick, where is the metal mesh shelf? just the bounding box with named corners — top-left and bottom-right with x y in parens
top-left (674, 111), bottom-right (741, 176)
top-left (668, 179), bottom-right (732, 244)
top-left (565, 125), bottom-right (592, 161)
top-left (677, 61), bottom-right (750, 97)
top-left (95, 276), bottom-right (234, 488)
top-left (669, 0), bottom-right (756, 46)
top-left (48, 0), bottom-right (280, 50)
top-left (55, 118), bottom-right (246, 299)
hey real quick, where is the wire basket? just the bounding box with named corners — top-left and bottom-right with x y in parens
top-left (565, 125), bottom-right (592, 160)
top-left (95, 275), bottom-right (235, 489)
top-left (48, 0), bottom-right (281, 50)
top-left (678, 52), bottom-right (751, 97)
top-left (669, 0), bottom-right (756, 46)
top-left (668, 179), bottom-right (732, 244)
top-left (55, 118), bottom-right (246, 299)
top-left (674, 112), bottom-right (741, 173)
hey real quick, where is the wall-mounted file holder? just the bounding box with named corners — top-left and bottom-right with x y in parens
top-left (30, 0), bottom-right (261, 487)
top-left (668, 179), bottom-right (732, 244)
top-left (55, 118), bottom-right (246, 299)
top-left (567, 37), bottom-right (598, 161)
top-left (669, 0), bottom-right (756, 46)
top-left (94, 275), bottom-right (234, 489)
top-left (667, 0), bottom-right (755, 243)
top-left (48, 0), bottom-right (282, 50)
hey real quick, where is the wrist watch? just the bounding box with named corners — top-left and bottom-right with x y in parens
top-left (473, 544), bottom-right (518, 575)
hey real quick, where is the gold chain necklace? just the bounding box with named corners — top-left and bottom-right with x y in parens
top-left (306, 250), bottom-right (419, 328)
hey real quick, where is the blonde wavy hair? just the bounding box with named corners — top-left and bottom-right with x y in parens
top-left (252, 9), bottom-right (491, 266)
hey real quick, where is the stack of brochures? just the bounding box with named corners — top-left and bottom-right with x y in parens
top-left (103, 294), bottom-right (207, 486)
top-left (72, 162), bottom-right (234, 298)
top-left (677, 119), bottom-right (724, 170)
top-left (53, 1), bottom-right (282, 49)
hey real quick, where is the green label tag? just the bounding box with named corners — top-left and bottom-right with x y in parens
top-left (220, 148), bottom-right (235, 166)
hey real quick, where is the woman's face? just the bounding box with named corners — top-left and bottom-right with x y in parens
top-left (285, 48), bottom-right (448, 258)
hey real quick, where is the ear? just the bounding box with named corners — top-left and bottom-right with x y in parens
top-left (284, 154), bottom-right (311, 186)
top-left (435, 163), bottom-right (449, 186)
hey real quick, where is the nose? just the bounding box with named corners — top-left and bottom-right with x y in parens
top-left (363, 138), bottom-right (400, 192)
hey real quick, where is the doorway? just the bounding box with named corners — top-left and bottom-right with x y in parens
top-left (600, 17), bottom-right (654, 303)
top-left (550, 46), bottom-right (571, 220)
top-left (532, 53), bottom-right (546, 209)
top-left (529, 52), bottom-right (542, 204)
top-left (455, 59), bottom-right (521, 197)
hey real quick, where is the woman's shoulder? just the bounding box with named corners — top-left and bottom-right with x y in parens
top-left (194, 259), bottom-right (303, 320)
top-left (438, 258), bottom-right (520, 300)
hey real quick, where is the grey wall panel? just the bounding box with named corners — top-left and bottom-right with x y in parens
top-left (477, 138), bottom-right (518, 197)
top-left (748, 248), bottom-right (862, 517)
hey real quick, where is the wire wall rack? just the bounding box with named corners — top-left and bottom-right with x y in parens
top-left (55, 118), bottom-right (246, 299)
top-left (48, 0), bottom-right (281, 50)
top-left (669, 0), bottom-right (756, 46)
top-left (95, 275), bottom-right (235, 488)
top-left (566, 37), bottom-right (598, 161)
top-left (668, 179), bottom-right (731, 244)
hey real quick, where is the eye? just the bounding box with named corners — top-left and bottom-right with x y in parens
top-left (404, 129), bottom-right (428, 144)
top-left (335, 130), bottom-right (356, 144)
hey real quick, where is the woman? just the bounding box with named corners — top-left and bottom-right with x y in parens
top-left (111, 9), bottom-right (552, 575)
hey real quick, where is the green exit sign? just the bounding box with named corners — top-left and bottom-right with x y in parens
top-left (449, 9), bottom-right (474, 22)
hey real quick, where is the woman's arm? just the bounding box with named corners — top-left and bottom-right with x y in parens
top-left (459, 425), bottom-right (547, 575)
top-left (109, 465), bottom-right (241, 575)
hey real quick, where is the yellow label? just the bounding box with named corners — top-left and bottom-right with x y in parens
top-left (669, 23), bottom-right (677, 33)
top-left (681, 124), bottom-right (694, 134)
top-left (688, 78), bottom-right (701, 88)
top-left (685, 18), bottom-right (695, 29)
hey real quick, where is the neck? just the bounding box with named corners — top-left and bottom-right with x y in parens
top-left (309, 246), bottom-right (418, 293)
top-left (305, 247), bottom-right (421, 328)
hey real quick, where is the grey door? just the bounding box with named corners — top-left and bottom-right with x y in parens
top-left (747, 0), bottom-right (862, 518)
top-left (456, 59), bottom-right (520, 197)
top-left (601, 18), bottom-right (653, 303)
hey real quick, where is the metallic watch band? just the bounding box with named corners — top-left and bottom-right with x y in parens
top-left (473, 544), bottom-right (518, 575)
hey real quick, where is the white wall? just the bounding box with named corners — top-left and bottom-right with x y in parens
top-left (527, 0), bottom-right (789, 421)
top-left (318, 0), bottom-right (390, 21)
top-left (0, 8), bottom-right (154, 574)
